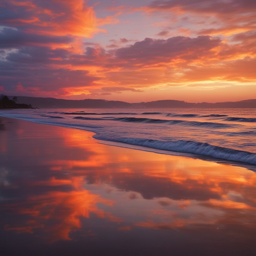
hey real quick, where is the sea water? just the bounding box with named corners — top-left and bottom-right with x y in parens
top-left (0, 108), bottom-right (255, 165)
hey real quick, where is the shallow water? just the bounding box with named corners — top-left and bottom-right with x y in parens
top-left (0, 108), bottom-right (255, 165)
top-left (0, 117), bottom-right (256, 256)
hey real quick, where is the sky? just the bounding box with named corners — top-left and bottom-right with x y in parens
top-left (0, 0), bottom-right (256, 103)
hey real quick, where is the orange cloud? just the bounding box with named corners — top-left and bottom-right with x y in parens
top-left (205, 199), bottom-right (255, 210)
top-left (2, 0), bottom-right (103, 37)
top-left (36, 0), bottom-right (98, 37)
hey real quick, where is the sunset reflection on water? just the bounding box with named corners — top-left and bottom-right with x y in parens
top-left (0, 117), bottom-right (256, 256)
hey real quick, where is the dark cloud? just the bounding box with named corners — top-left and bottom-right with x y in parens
top-left (115, 36), bottom-right (221, 65)
top-left (84, 46), bottom-right (107, 59)
top-left (6, 46), bottom-right (70, 64)
top-left (232, 31), bottom-right (256, 42)
top-left (0, 28), bottom-right (73, 49)
top-left (157, 30), bottom-right (170, 37)
top-left (0, 1), bottom-right (36, 27)
top-left (158, 200), bottom-right (172, 206)
top-left (120, 38), bottom-right (129, 43)
top-left (0, 59), bottom-right (98, 93)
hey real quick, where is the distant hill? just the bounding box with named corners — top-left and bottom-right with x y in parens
top-left (135, 99), bottom-right (256, 108)
top-left (15, 97), bottom-right (131, 108)
top-left (12, 96), bottom-right (256, 108)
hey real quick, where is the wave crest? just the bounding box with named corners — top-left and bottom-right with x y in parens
top-left (226, 117), bottom-right (256, 122)
top-left (95, 137), bottom-right (256, 165)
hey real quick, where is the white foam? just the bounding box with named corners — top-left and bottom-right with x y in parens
top-left (95, 136), bottom-right (256, 165)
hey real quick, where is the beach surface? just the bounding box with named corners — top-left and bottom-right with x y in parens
top-left (0, 117), bottom-right (256, 256)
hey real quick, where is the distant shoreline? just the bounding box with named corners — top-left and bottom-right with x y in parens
top-left (5, 96), bottom-right (256, 109)
top-left (0, 95), bottom-right (34, 110)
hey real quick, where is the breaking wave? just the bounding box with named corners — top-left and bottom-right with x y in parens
top-left (74, 116), bottom-right (103, 121)
top-left (94, 136), bottom-right (256, 165)
top-left (202, 114), bottom-right (228, 117)
top-left (226, 117), bottom-right (256, 122)
top-left (142, 112), bottom-right (162, 115)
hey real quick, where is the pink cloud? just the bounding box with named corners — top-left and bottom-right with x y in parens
top-left (16, 84), bottom-right (26, 92)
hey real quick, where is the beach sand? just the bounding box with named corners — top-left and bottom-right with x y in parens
top-left (0, 117), bottom-right (256, 256)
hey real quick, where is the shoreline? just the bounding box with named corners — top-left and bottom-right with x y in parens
top-left (0, 114), bottom-right (255, 171)
top-left (1, 116), bottom-right (254, 177)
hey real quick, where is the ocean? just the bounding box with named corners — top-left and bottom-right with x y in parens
top-left (0, 108), bottom-right (255, 166)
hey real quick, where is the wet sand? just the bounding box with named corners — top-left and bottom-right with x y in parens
top-left (0, 117), bottom-right (256, 256)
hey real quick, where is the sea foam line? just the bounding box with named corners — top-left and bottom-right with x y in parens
top-left (0, 112), bottom-right (255, 165)
top-left (94, 136), bottom-right (256, 165)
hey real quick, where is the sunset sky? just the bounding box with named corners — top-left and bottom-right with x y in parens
top-left (0, 0), bottom-right (256, 102)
